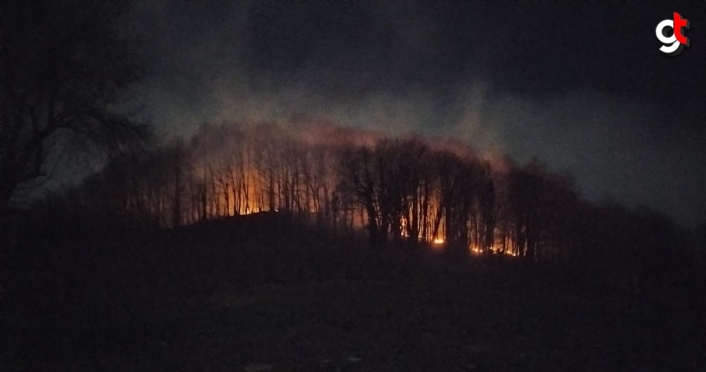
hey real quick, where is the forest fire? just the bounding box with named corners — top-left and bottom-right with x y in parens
top-left (5, 3), bottom-right (704, 372)
top-left (76, 118), bottom-right (580, 259)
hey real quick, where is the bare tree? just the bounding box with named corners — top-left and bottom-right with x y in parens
top-left (0, 2), bottom-right (148, 215)
top-left (338, 145), bottom-right (381, 246)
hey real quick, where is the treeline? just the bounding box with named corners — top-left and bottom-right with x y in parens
top-left (51, 119), bottom-right (699, 294)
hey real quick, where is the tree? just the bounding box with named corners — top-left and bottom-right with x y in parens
top-left (338, 145), bottom-right (381, 246)
top-left (397, 138), bottom-right (432, 246)
top-left (430, 150), bottom-right (464, 250)
top-left (507, 158), bottom-right (545, 262)
top-left (0, 1), bottom-right (148, 215)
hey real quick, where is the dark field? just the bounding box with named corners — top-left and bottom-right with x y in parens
top-left (3, 213), bottom-right (704, 371)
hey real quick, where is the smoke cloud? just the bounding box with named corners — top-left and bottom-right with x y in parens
top-left (115, 2), bottom-right (706, 227)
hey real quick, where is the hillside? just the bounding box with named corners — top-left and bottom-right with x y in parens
top-left (3, 212), bottom-right (704, 371)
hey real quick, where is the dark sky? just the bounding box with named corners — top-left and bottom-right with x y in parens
top-left (122, 1), bottom-right (706, 226)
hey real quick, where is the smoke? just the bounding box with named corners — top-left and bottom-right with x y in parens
top-left (482, 90), bottom-right (706, 226)
top-left (452, 79), bottom-right (506, 155)
top-left (117, 2), bottom-right (705, 227)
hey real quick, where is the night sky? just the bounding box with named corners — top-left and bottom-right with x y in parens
top-left (121, 2), bottom-right (706, 226)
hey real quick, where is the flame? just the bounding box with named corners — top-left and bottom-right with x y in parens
top-left (470, 245), bottom-right (518, 257)
top-left (157, 120), bottom-right (515, 249)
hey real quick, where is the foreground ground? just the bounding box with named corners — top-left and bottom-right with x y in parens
top-left (3, 214), bottom-right (704, 371)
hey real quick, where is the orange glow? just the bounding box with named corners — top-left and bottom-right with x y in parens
top-left (469, 246), bottom-right (518, 257)
top-left (168, 121), bottom-right (515, 251)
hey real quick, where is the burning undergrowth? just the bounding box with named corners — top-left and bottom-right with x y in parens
top-left (40, 114), bottom-right (695, 296)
